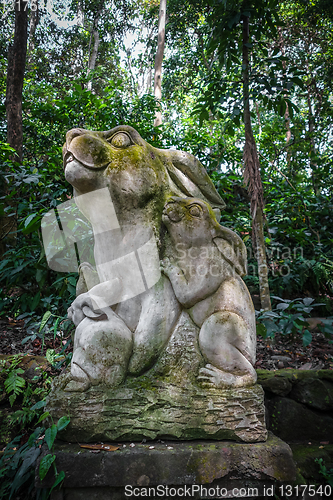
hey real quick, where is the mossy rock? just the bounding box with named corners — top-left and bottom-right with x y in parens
top-left (257, 369), bottom-right (333, 383)
top-left (318, 370), bottom-right (333, 383)
top-left (267, 396), bottom-right (333, 442)
top-left (290, 378), bottom-right (333, 411)
top-left (0, 354), bottom-right (50, 381)
top-left (256, 370), bottom-right (293, 396)
top-left (290, 443), bottom-right (333, 482)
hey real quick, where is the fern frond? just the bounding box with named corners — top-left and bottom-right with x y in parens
top-left (4, 369), bottom-right (26, 406)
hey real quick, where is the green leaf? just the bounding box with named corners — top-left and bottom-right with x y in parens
top-left (39, 311), bottom-right (52, 332)
top-left (30, 291), bottom-right (41, 312)
top-left (30, 400), bottom-right (46, 411)
top-left (262, 319), bottom-right (278, 337)
top-left (302, 330), bottom-right (312, 347)
top-left (271, 296), bottom-right (290, 302)
top-left (27, 427), bottom-right (44, 447)
top-left (302, 298), bottom-right (314, 306)
top-left (39, 454), bottom-right (56, 481)
top-left (5, 369), bottom-right (25, 405)
top-left (46, 349), bottom-right (56, 364)
top-left (278, 98), bottom-right (287, 116)
top-left (24, 213), bottom-right (38, 228)
top-left (22, 217), bottom-right (41, 234)
top-left (67, 276), bottom-right (76, 286)
top-left (50, 470), bottom-right (66, 494)
top-left (276, 302), bottom-right (289, 310)
top-left (53, 317), bottom-right (61, 340)
top-left (37, 411), bottom-right (50, 424)
top-left (67, 283), bottom-right (76, 295)
top-left (256, 322), bottom-right (267, 338)
top-left (9, 394), bottom-right (16, 406)
top-left (16, 446), bottom-right (41, 478)
top-left (45, 425), bottom-right (57, 451)
top-left (9, 470), bottom-right (32, 499)
top-left (57, 415), bottom-right (70, 432)
top-left (292, 320), bottom-right (303, 331)
top-left (23, 175), bottom-right (39, 184)
top-left (290, 76), bottom-right (304, 87)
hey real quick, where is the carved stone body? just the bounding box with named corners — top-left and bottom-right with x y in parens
top-left (62, 126), bottom-right (225, 391)
top-left (162, 197), bottom-right (256, 388)
top-left (46, 125), bottom-right (267, 443)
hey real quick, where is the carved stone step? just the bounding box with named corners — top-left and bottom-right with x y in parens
top-left (35, 433), bottom-right (295, 499)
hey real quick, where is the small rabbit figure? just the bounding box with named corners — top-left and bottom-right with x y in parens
top-left (162, 197), bottom-right (257, 388)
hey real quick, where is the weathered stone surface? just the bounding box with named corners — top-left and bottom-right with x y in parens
top-left (256, 370), bottom-right (292, 396)
top-left (267, 396), bottom-right (333, 442)
top-left (290, 377), bottom-right (333, 411)
top-left (35, 432), bottom-right (295, 493)
top-left (47, 379), bottom-right (267, 443)
top-left (290, 442), bottom-right (333, 483)
top-left (48, 126), bottom-right (259, 395)
top-left (41, 125), bottom-right (267, 445)
top-left (162, 197), bottom-right (257, 389)
top-left (318, 369), bottom-right (333, 383)
top-left (47, 313), bottom-right (266, 443)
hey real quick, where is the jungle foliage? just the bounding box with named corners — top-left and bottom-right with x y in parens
top-left (0, 0), bottom-right (332, 340)
top-left (0, 1), bottom-right (332, 496)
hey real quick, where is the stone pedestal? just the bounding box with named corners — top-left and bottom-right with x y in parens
top-left (35, 433), bottom-right (296, 499)
top-left (47, 379), bottom-right (267, 443)
top-left (47, 313), bottom-right (267, 444)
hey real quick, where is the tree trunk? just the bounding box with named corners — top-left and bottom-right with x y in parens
top-left (242, 15), bottom-right (271, 311)
top-left (72, 0), bottom-right (85, 76)
top-left (77, 0), bottom-right (85, 27)
top-left (27, 4), bottom-right (39, 68)
top-left (87, 8), bottom-right (103, 91)
top-left (154, 0), bottom-right (166, 127)
top-left (278, 27), bottom-right (292, 166)
top-left (1, 0), bottom-right (28, 256)
top-left (306, 80), bottom-right (319, 195)
top-left (6, 0), bottom-right (28, 162)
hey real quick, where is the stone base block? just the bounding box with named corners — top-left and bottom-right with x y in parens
top-left (46, 379), bottom-right (267, 443)
top-left (35, 433), bottom-right (295, 499)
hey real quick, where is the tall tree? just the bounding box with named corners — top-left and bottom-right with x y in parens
top-left (1, 0), bottom-right (28, 255)
top-left (27, 4), bottom-right (39, 68)
top-left (154, 0), bottom-right (166, 127)
top-left (195, 0), bottom-right (294, 310)
top-left (86, 2), bottom-right (104, 91)
top-left (241, 13), bottom-right (271, 310)
top-left (5, 0), bottom-right (28, 161)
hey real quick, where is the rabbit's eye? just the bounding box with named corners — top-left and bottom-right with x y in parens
top-left (108, 133), bottom-right (132, 149)
top-left (189, 205), bottom-right (202, 217)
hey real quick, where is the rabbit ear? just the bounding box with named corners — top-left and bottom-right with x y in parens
top-left (159, 148), bottom-right (226, 213)
top-left (211, 225), bottom-right (247, 276)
